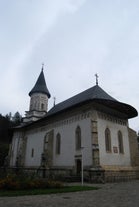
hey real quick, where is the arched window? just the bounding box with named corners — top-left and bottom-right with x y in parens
top-left (41, 103), bottom-right (44, 110)
top-left (118, 130), bottom-right (124, 154)
top-left (34, 101), bottom-right (37, 110)
top-left (75, 126), bottom-right (81, 150)
top-left (105, 128), bottom-right (111, 152)
top-left (44, 133), bottom-right (49, 151)
top-left (56, 133), bottom-right (61, 154)
top-left (31, 148), bottom-right (34, 157)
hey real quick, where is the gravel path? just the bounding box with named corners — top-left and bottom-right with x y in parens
top-left (0, 180), bottom-right (139, 207)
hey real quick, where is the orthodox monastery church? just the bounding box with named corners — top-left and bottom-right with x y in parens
top-left (9, 67), bottom-right (139, 182)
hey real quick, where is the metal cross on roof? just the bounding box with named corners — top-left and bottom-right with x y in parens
top-left (53, 97), bottom-right (56, 107)
top-left (95, 73), bottom-right (99, 85)
top-left (42, 63), bottom-right (44, 71)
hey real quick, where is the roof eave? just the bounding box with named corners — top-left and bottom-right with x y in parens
top-left (94, 99), bottom-right (138, 119)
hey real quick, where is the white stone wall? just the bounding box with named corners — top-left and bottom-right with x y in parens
top-left (10, 131), bottom-right (22, 166)
top-left (24, 131), bottom-right (45, 167)
top-left (23, 116), bottom-right (92, 168)
top-left (10, 109), bottom-right (132, 169)
top-left (10, 112), bottom-right (92, 168)
top-left (53, 118), bottom-right (92, 167)
top-left (97, 116), bottom-right (131, 166)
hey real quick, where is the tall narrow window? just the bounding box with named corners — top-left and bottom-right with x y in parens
top-left (41, 103), bottom-right (44, 110)
top-left (118, 130), bottom-right (124, 154)
top-left (56, 133), bottom-right (61, 154)
top-left (105, 128), bottom-right (111, 152)
top-left (44, 133), bottom-right (49, 151)
top-left (75, 126), bottom-right (81, 150)
top-left (31, 148), bottom-right (34, 157)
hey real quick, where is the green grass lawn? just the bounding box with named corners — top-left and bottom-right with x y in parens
top-left (0, 186), bottom-right (99, 197)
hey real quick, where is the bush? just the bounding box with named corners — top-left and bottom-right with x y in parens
top-left (0, 175), bottom-right (20, 190)
top-left (46, 180), bottom-right (63, 188)
top-left (0, 173), bottom-right (63, 190)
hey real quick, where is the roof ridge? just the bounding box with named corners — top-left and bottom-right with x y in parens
top-left (47, 85), bottom-right (117, 115)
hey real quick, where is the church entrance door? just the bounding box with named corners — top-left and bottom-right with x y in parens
top-left (76, 159), bottom-right (81, 175)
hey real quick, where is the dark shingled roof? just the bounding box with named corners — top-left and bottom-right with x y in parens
top-left (47, 85), bottom-right (138, 119)
top-left (29, 70), bottom-right (51, 98)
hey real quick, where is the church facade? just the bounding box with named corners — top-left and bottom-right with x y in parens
top-left (9, 68), bottom-right (139, 182)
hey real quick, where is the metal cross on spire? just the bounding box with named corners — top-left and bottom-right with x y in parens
top-left (53, 97), bottom-right (56, 107)
top-left (42, 63), bottom-right (44, 71)
top-left (95, 73), bottom-right (99, 85)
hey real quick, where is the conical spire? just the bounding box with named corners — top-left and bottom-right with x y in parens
top-left (29, 69), bottom-right (51, 98)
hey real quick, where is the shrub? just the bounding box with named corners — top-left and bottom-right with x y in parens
top-left (46, 180), bottom-right (63, 188)
top-left (0, 173), bottom-right (63, 190)
top-left (0, 174), bottom-right (20, 190)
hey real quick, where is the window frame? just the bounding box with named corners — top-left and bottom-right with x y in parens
top-left (105, 128), bottom-right (112, 153)
top-left (118, 130), bottom-right (124, 154)
top-left (31, 148), bottom-right (34, 157)
top-left (75, 126), bottom-right (82, 150)
top-left (56, 133), bottom-right (61, 155)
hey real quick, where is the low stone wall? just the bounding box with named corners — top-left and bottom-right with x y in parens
top-left (105, 170), bottom-right (137, 182)
top-left (37, 167), bottom-right (73, 179)
top-left (2, 166), bottom-right (139, 183)
top-left (85, 168), bottom-right (105, 183)
top-left (0, 166), bottom-right (73, 180)
top-left (103, 166), bottom-right (139, 182)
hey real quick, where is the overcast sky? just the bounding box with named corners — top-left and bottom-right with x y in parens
top-left (0, 0), bottom-right (139, 131)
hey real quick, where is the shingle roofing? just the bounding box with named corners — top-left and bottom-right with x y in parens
top-left (47, 85), bottom-right (138, 119)
top-left (29, 70), bottom-right (51, 98)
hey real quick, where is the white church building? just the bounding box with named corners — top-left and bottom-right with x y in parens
top-left (9, 67), bottom-right (139, 182)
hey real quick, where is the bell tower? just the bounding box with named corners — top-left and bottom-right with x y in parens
top-left (23, 65), bottom-right (51, 123)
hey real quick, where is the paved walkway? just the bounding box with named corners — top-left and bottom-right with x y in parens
top-left (0, 180), bottom-right (139, 207)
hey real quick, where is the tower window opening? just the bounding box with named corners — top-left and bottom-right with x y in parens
top-left (41, 103), bottom-right (44, 110)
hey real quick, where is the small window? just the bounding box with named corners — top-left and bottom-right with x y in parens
top-left (56, 133), bottom-right (61, 154)
top-left (44, 133), bottom-right (49, 150)
top-left (105, 128), bottom-right (111, 152)
top-left (118, 131), bottom-right (124, 154)
top-left (34, 101), bottom-right (37, 108)
top-left (75, 126), bottom-right (81, 150)
top-left (31, 148), bottom-right (34, 157)
top-left (41, 103), bottom-right (44, 110)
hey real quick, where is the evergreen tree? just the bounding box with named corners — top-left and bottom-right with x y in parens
top-left (12, 111), bottom-right (22, 126)
top-left (0, 114), bottom-right (13, 166)
top-left (0, 111), bottom-right (22, 166)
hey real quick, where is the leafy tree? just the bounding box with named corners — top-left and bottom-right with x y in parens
top-left (0, 111), bottom-right (22, 166)
top-left (0, 115), bottom-right (12, 143)
top-left (0, 113), bottom-right (13, 166)
top-left (0, 143), bottom-right (9, 166)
